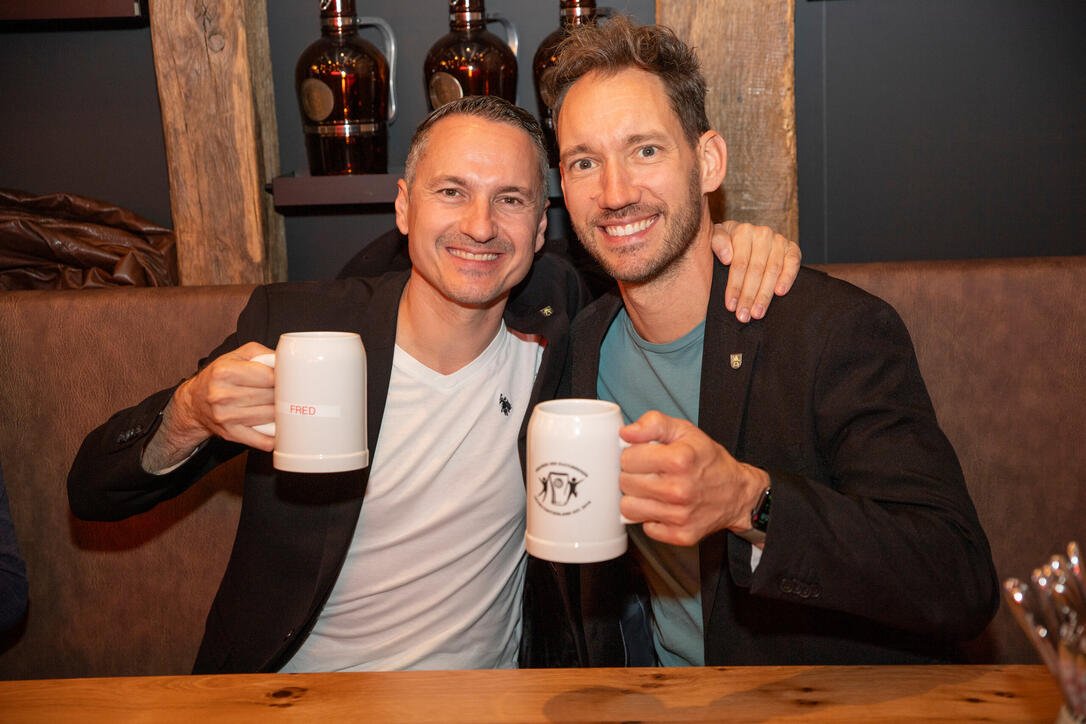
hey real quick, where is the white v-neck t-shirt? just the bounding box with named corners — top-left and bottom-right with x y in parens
top-left (281, 322), bottom-right (543, 672)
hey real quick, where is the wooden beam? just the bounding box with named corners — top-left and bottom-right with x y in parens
top-left (657, 0), bottom-right (799, 243)
top-left (149, 0), bottom-right (286, 285)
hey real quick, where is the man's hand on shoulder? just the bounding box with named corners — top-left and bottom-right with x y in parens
top-left (618, 410), bottom-right (770, 547)
top-left (140, 341), bottom-right (276, 472)
top-left (710, 221), bottom-right (802, 323)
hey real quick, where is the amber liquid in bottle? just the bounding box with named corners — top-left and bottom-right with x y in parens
top-left (533, 0), bottom-right (598, 167)
top-left (424, 0), bottom-right (517, 111)
top-left (296, 0), bottom-right (390, 174)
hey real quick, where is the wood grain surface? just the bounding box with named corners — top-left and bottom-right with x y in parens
top-left (149, 0), bottom-right (286, 285)
top-left (657, 0), bottom-right (800, 243)
top-left (0, 666), bottom-right (1062, 723)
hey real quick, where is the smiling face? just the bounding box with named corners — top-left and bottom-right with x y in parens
top-left (557, 67), bottom-right (724, 285)
top-left (395, 114), bottom-right (547, 310)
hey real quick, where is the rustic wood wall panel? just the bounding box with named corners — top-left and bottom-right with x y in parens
top-left (149, 0), bottom-right (285, 285)
top-left (658, 0), bottom-right (799, 242)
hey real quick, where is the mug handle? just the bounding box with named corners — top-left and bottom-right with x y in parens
top-left (251, 353), bottom-right (276, 436)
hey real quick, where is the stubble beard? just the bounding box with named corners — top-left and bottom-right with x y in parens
top-left (430, 231), bottom-right (519, 308)
top-left (573, 167), bottom-right (704, 285)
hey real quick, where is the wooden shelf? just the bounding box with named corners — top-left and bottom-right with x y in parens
top-left (270, 172), bottom-right (402, 207)
top-left (270, 169), bottom-right (564, 208)
top-left (0, 1), bottom-right (145, 21)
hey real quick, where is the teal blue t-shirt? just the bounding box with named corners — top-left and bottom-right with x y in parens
top-left (598, 309), bottom-right (706, 667)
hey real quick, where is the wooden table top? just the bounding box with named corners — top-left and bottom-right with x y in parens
top-left (0, 665), bottom-right (1066, 723)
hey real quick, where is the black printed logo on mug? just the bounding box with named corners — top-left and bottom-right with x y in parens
top-left (533, 463), bottom-right (591, 516)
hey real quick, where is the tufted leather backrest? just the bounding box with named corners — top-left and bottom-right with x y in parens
top-left (0, 256), bottom-right (1082, 678)
top-left (817, 255), bottom-right (1085, 664)
top-left (0, 284), bottom-right (254, 679)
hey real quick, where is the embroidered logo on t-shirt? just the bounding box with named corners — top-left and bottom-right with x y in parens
top-left (499, 394), bottom-right (512, 416)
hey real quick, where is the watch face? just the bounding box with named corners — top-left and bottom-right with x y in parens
top-left (751, 487), bottom-right (771, 531)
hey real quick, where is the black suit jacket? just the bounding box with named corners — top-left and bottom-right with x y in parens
top-left (559, 261), bottom-right (999, 666)
top-left (68, 250), bottom-right (585, 673)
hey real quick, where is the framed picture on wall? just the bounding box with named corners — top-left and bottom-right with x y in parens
top-left (0, 0), bottom-right (147, 26)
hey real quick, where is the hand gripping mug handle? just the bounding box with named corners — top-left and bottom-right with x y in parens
top-left (251, 353), bottom-right (276, 436)
top-left (619, 438), bottom-right (634, 526)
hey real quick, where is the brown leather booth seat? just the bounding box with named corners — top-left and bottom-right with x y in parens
top-left (822, 255), bottom-right (1084, 664)
top-left (0, 284), bottom-right (254, 679)
top-left (0, 256), bottom-right (1082, 679)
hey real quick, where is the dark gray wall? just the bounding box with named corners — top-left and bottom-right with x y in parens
top-left (1, 1), bottom-right (1082, 280)
top-left (795, 0), bottom-right (1085, 264)
top-left (0, 24), bottom-right (171, 227)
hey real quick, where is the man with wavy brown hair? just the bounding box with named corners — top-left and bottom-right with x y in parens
top-left (539, 15), bottom-right (998, 667)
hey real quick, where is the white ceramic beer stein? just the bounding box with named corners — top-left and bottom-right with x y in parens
top-left (252, 331), bottom-right (368, 473)
top-left (526, 398), bottom-right (631, 563)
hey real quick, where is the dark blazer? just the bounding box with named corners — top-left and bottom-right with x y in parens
top-left (67, 248), bottom-right (585, 673)
top-left (0, 462), bottom-right (28, 633)
top-left (560, 260), bottom-right (1000, 666)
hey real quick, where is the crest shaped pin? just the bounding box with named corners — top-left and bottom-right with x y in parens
top-left (540, 306), bottom-right (553, 317)
top-left (730, 353), bottom-right (743, 370)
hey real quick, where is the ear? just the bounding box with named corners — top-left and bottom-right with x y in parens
top-left (534, 200), bottom-right (550, 254)
top-left (697, 131), bottom-right (727, 194)
top-left (394, 178), bottom-right (410, 235)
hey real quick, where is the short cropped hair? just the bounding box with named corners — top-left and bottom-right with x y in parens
top-left (542, 14), bottom-right (710, 149)
top-left (404, 96), bottom-right (549, 203)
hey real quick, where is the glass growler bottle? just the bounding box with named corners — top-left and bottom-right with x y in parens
top-left (424, 0), bottom-right (518, 111)
top-left (295, 0), bottom-right (397, 175)
top-left (533, 1), bottom-right (604, 166)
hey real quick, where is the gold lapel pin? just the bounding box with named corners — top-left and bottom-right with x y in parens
top-left (540, 306), bottom-right (553, 317)
top-left (730, 353), bottom-right (743, 370)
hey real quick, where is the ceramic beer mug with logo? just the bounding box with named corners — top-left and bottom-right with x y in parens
top-left (252, 332), bottom-right (369, 473)
top-left (526, 398), bottom-right (631, 563)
